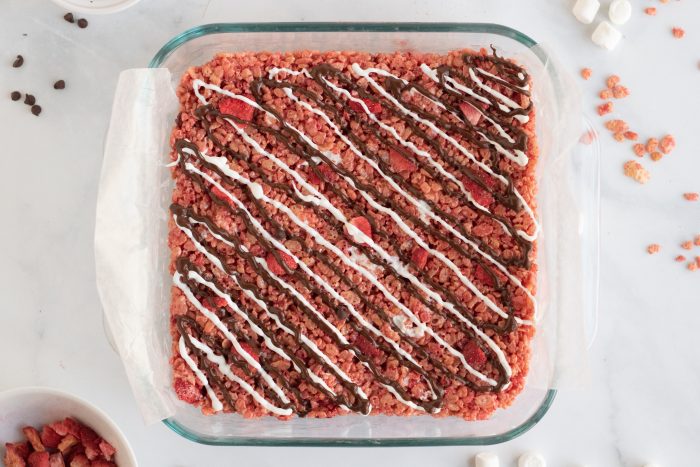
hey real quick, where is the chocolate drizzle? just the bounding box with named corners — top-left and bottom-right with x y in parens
top-left (171, 48), bottom-right (536, 416)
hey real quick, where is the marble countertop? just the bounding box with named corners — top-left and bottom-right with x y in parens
top-left (1, 0), bottom-right (698, 465)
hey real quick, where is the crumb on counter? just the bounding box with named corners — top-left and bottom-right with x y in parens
top-left (675, 255), bottom-right (687, 262)
top-left (581, 68), bottom-right (592, 80)
top-left (683, 192), bottom-right (699, 201)
top-left (672, 27), bottom-right (685, 39)
top-left (645, 7), bottom-right (657, 15)
top-left (681, 241), bottom-right (693, 250)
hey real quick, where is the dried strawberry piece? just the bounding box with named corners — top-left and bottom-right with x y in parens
top-left (4, 442), bottom-right (30, 466)
top-left (464, 177), bottom-right (495, 207)
top-left (597, 101), bottom-right (613, 116)
top-left (389, 149), bottom-right (417, 173)
top-left (40, 426), bottom-right (62, 450)
top-left (218, 96), bottom-right (255, 123)
top-left (23, 426), bottom-right (45, 452)
top-left (265, 251), bottom-right (297, 275)
top-left (27, 452), bottom-right (49, 467)
top-left (645, 7), bottom-right (656, 15)
top-left (346, 216), bottom-right (373, 244)
top-left (238, 342), bottom-right (260, 363)
top-left (580, 68), bottom-right (592, 80)
top-left (67, 454), bottom-right (89, 467)
top-left (48, 453), bottom-right (65, 467)
top-left (411, 246), bottom-right (429, 269)
top-left (632, 143), bottom-right (646, 157)
top-left (474, 264), bottom-right (495, 287)
top-left (348, 98), bottom-right (382, 115)
top-left (459, 101), bottom-right (482, 125)
top-left (90, 460), bottom-right (116, 467)
top-left (57, 434), bottom-right (78, 455)
top-left (173, 377), bottom-right (203, 404)
top-left (461, 340), bottom-right (487, 368)
top-left (97, 440), bottom-right (116, 461)
top-left (353, 334), bottom-right (382, 359)
top-left (210, 296), bottom-right (227, 309)
top-left (307, 163), bottom-right (338, 184)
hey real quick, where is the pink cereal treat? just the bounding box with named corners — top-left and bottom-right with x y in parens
top-left (647, 244), bottom-right (661, 254)
top-left (581, 68), bottom-right (592, 80)
top-left (683, 192), bottom-right (699, 201)
top-left (624, 160), bottom-right (650, 184)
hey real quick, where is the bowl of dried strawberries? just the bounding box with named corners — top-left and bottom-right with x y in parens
top-left (0, 387), bottom-right (136, 466)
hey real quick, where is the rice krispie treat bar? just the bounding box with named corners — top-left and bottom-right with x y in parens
top-left (167, 47), bottom-right (539, 420)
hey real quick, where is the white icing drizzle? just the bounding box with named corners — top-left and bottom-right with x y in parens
top-left (178, 336), bottom-right (223, 412)
top-left (265, 73), bottom-right (536, 315)
top-left (349, 64), bottom-right (539, 241)
top-left (173, 213), bottom-right (367, 412)
top-left (186, 333), bottom-right (292, 416)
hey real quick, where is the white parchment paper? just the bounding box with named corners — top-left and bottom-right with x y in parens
top-left (95, 57), bottom-right (594, 424)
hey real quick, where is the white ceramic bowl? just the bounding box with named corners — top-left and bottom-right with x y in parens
top-left (0, 387), bottom-right (137, 466)
top-left (49, 0), bottom-right (141, 15)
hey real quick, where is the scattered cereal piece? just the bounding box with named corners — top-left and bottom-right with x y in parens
top-left (606, 75), bottom-right (621, 88)
top-left (645, 7), bottom-right (657, 15)
top-left (581, 68), bottom-right (593, 80)
top-left (633, 143), bottom-right (646, 156)
top-left (614, 132), bottom-right (625, 142)
top-left (612, 85), bottom-right (630, 98)
top-left (605, 119), bottom-right (628, 132)
top-left (647, 244), bottom-right (661, 254)
top-left (683, 192), bottom-right (699, 201)
top-left (53, 80), bottom-right (66, 90)
top-left (681, 241), bottom-right (693, 250)
top-left (597, 101), bottom-right (614, 116)
top-left (63, 12), bottom-right (75, 23)
top-left (695, 235), bottom-right (700, 246)
top-left (646, 137), bottom-right (659, 152)
top-left (660, 134), bottom-right (675, 154)
top-left (624, 131), bottom-right (638, 140)
top-left (675, 255), bottom-right (686, 262)
top-left (12, 54), bottom-right (24, 68)
top-left (77, 18), bottom-right (88, 29)
top-left (599, 89), bottom-right (612, 100)
top-left (624, 160), bottom-right (650, 183)
top-left (688, 262), bottom-right (698, 271)
top-left (650, 151), bottom-right (663, 161)
top-left (672, 27), bottom-right (685, 39)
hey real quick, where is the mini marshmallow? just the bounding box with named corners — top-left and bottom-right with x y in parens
top-left (573, 0), bottom-right (600, 24)
top-left (474, 452), bottom-right (499, 467)
top-left (518, 451), bottom-right (546, 467)
top-left (609, 0), bottom-right (632, 25)
top-left (592, 21), bottom-right (623, 50)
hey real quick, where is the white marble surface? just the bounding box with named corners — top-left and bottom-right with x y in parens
top-left (1, 0), bottom-right (699, 465)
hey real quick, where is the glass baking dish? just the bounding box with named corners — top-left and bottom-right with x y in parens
top-left (146, 22), bottom-right (600, 446)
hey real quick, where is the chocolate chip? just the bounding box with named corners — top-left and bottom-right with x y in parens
top-left (63, 12), bottom-right (75, 23)
top-left (77, 18), bottom-right (88, 28)
top-left (12, 55), bottom-right (24, 68)
top-left (53, 80), bottom-right (66, 90)
top-left (24, 94), bottom-right (36, 106)
top-left (11, 91), bottom-right (21, 101)
top-left (31, 105), bottom-right (42, 116)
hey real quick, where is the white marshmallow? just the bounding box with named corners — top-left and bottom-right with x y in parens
top-left (518, 451), bottom-right (546, 467)
top-left (591, 21), bottom-right (623, 50)
top-left (609, 0), bottom-right (632, 25)
top-left (573, 0), bottom-right (600, 24)
top-left (474, 452), bottom-right (499, 467)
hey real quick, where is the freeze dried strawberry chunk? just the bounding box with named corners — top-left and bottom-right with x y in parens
top-left (389, 149), bottom-right (417, 173)
top-left (97, 440), bottom-right (115, 461)
top-left (23, 426), bottom-right (45, 452)
top-left (4, 442), bottom-right (30, 466)
top-left (174, 377), bottom-right (203, 404)
top-left (67, 454), bottom-right (89, 467)
top-left (353, 334), bottom-right (382, 359)
top-left (218, 96), bottom-right (255, 123)
top-left (48, 453), bottom-right (65, 467)
top-left (40, 426), bottom-right (62, 450)
top-left (27, 452), bottom-right (49, 467)
top-left (464, 177), bottom-right (495, 207)
top-left (307, 163), bottom-right (338, 184)
top-left (265, 251), bottom-right (297, 275)
top-left (580, 68), bottom-right (592, 80)
top-left (683, 192), bottom-right (699, 201)
top-left (238, 342), bottom-right (260, 363)
top-left (461, 340), bottom-right (487, 368)
top-left (348, 98), bottom-right (382, 115)
top-left (597, 101), bottom-right (613, 116)
top-left (90, 460), bottom-right (116, 467)
top-left (411, 246), bottom-right (428, 269)
top-left (345, 216), bottom-right (373, 244)
top-left (459, 101), bottom-right (482, 125)
top-left (57, 435), bottom-right (78, 455)
top-left (474, 264), bottom-right (495, 287)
